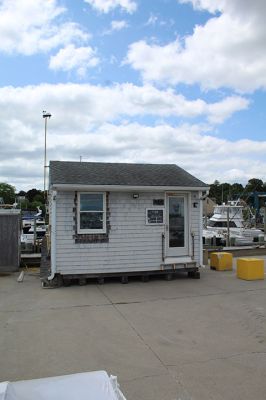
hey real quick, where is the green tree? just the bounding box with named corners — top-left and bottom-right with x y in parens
top-left (17, 190), bottom-right (27, 197)
top-left (209, 180), bottom-right (221, 204)
top-left (30, 200), bottom-right (43, 211)
top-left (33, 193), bottom-right (44, 203)
top-left (231, 183), bottom-right (244, 198)
top-left (20, 199), bottom-right (30, 209)
top-left (0, 183), bottom-right (16, 204)
top-left (221, 183), bottom-right (231, 203)
top-left (245, 178), bottom-right (264, 192)
top-left (26, 188), bottom-right (44, 203)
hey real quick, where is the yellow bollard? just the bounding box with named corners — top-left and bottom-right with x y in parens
top-left (237, 258), bottom-right (264, 280)
top-left (210, 252), bottom-right (233, 271)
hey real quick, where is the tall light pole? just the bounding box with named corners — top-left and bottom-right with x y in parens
top-left (43, 111), bottom-right (52, 200)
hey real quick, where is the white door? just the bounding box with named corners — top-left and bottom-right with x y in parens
top-left (166, 194), bottom-right (189, 257)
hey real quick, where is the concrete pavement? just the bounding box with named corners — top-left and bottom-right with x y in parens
top-left (0, 257), bottom-right (266, 399)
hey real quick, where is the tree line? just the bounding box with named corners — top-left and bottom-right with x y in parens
top-left (0, 183), bottom-right (45, 212)
top-left (209, 178), bottom-right (266, 205)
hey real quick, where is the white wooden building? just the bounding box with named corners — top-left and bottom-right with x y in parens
top-left (46, 161), bottom-right (208, 284)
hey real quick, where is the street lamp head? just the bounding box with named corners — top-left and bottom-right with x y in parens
top-left (42, 110), bottom-right (52, 118)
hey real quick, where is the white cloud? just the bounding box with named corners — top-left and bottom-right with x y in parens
top-left (49, 45), bottom-right (99, 77)
top-left (102, 19), bottom-right (128, 35)
top-left (84, 0), bottom-right (137, 14)
top-left (180, 0), bottom-right (266, 18)
top-left (0, 0), bottom-right (89, 55)
top-left (126, 0), bottom-right (266, 92)
top-left (206, 96), bottom-right (249, 124)
top-left (145, 13), bottom-right (158, 26)
top-left (0, 83), bottom-right (261, 190)
top-left (2, 119), bottom-right (265, 190)
top-left (111, 20), bottom-right (128, 31)
top-left (0, 83), bottom-right (249, 128)
top-left (179, 0), bottom-right (224, 14)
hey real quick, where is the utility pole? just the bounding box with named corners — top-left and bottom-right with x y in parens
top-left (43, 111), bottom-right (52, 200)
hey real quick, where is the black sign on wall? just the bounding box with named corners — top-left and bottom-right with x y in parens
top-left (146, 209), bottom-right (164, 224)
top-left (153, 199), bottom-right (164, 206)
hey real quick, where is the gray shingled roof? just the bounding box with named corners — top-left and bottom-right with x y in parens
top-left (49, 161), bottom-right (208, 188)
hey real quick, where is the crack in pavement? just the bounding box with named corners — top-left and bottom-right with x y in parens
top-left (96, 285), bottom-right (193, 399)
top-left (166, 350), bottom-right (266, 367)
top-left (1, 284), bottom-right (266, 314)
top-left (119, 372), bottom-right (169, 383)
top-left (0, 302), bottom-right (112, 314)
top-left (97, 284), bottom-right (169, 370)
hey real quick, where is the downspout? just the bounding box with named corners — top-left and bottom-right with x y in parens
top-left (48, 190), bottom-right (57, 280)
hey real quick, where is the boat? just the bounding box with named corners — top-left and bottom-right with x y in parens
top-left (202, 227), bottom-right (226, 246)
top-left (21, 207), bottom-right (47, 246)
top-left (203, 201), bottom-right (264, 246)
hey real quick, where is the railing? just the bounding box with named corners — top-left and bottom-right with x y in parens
top-left (162, 233), bottom-right (165, 262)
top-left (191, 232), bottom-right (195, 259)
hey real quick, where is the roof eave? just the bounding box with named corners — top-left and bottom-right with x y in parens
top-left (50, 183), bottom-right (209, 192)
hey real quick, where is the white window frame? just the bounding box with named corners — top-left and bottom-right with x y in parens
top-left (77, 192), bottom-right (106, 234)
top-left (146, 208), bottom-right (165, 225)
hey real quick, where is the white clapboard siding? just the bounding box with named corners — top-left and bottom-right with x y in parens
top-left (190, 191), bottom-right (201, 262)
top-left (55, 190), bottom-right (202, 274)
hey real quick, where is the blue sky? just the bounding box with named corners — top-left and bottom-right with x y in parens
top-left (0, 0), bottom-right (265, 190)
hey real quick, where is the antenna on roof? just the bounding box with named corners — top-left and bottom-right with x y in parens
top-left (80, 156), bottom-right (82, 162)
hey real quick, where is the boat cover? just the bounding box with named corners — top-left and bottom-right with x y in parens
top-left (0, 371), bottom-right (126, 400)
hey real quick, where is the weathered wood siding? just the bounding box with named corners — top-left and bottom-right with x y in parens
top-left (55, 191), bottom-right (202, 274)
top-left (0, 214), bottom-right (20, 272)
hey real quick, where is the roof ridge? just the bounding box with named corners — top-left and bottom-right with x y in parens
top-left (50, 160), bottom-right (176, 166)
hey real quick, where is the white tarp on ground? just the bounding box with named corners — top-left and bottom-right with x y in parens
top-left (0, 371), bottom-right (126, 400)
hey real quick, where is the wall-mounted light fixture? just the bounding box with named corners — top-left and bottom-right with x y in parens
top-left (132, 193), bottom-right (139, 199)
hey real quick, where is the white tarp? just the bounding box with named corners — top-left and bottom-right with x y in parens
top-left (0, 371), bottom-right (126, 400)
top-left (0, 382), bottom-right (8, 400)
